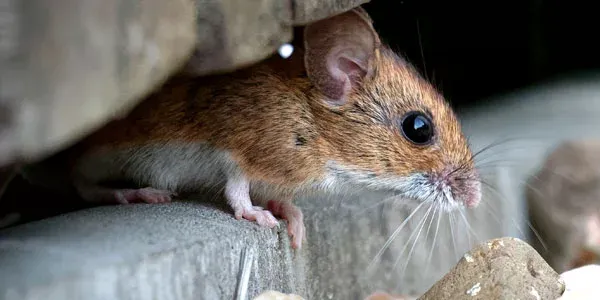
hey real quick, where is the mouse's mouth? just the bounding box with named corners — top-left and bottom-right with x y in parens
top-left (323, 161), bottom-right (482, 211)
top-left (379, 168), bottom-right (481, 212)
top-left (403, 167), bottom-right (482, 211)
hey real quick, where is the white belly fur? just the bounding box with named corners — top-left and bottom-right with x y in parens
top-left (73, 143), bottom-right (240, 194)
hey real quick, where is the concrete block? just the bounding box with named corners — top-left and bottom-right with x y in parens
top-left (0, 201), bottom-right (303, 300)
top-left (0, 190), bottom-right (501, 299)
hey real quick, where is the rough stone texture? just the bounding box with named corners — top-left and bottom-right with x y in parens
top-left (0, 0), bottom-right (197, 167)
top-left (182, 0), bottom-right (293, 76)
top-left (525, 140), bottom-right (600, 273)
top-left (418, 237), bottom-right (564, 300)
top-left (183, 0), bottom-right (370, 75)
top-left (290, 0), bottom-right (370, 25)
top-left (0, 0), bottom-right (368, 169)
top-left (0, 200), bottom-right (305, 300)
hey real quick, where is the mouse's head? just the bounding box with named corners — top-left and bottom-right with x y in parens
top-left (304, 7), bottom-right (481, 210)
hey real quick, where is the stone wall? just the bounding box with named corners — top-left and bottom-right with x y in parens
top-left (0, 0), bottom-right (368, 167)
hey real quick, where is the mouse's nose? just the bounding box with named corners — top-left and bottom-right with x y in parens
top-left (430, 166), bottom-right (482, 209)
top-left (450, 168), bottom-right (482, 208)
top-left (460, 179), bottom-right (482, 208)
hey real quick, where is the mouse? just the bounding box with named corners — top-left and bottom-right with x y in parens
top-left (17, 7), bottom-right (482, 249)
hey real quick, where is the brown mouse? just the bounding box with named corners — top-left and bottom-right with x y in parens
top-left (19, 7), bottom-right (482, 249)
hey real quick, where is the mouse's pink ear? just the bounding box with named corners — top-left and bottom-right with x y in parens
top-left (304, 8), bottom-right (381, 105)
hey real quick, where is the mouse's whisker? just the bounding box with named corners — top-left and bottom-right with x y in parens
top-left (390, 204), bottom-right (430, 271)
top-left (479, 181), bottom-right (549, 251)
top-left (390, 201), bottom-right (435, 272)
top-left (458, 207), bottom-right (478, 247)
top-left (468, 137), bottom-right (524, 164)
top-left (470, 137), bottom-right (574, 173)
top-left (488, 188), bottom-right (526, 236)
top-left (469, 138), bottom-right (552, 168)
top-left (474, 160), bottom-right (525, 171)
top-left (526, 219), bottom-right (548, 252)
top-left (415, 18), bottom-right (429, 82)
top-left (468, 135), bottom-right (550, 161)
top-left (367, 200), bottom-right (428, 272)
top-left (394, 200), bottom-right (434, 277)
top-left (350, 194), bottom-right (409, 217)
top-left (448, 212), bottom-right (459, 262)
top-left (473, 156), bottom-right (526, 172)
top-left (424, 204), bottom-right (442, 276)
top-left (477, 186), bottom-right (505, 223)
top-left (409, 202), bottom-right (438, 282)
top-left (397, 211), bottom-right (431, 285)
top-left (424, 204), bottom-right (438, 248)
top-left (473, 153), bottom-right (551, 171)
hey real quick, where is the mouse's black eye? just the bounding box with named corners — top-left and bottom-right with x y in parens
top-left (400, 111), bottom-right (434, 145)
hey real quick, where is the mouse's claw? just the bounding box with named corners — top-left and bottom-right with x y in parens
top-left (235, 206), bottom-right (278, 228)
top-left (268, 200), bottom-right (306, 249)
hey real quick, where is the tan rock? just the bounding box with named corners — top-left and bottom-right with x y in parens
top-left (418, 237), bottom-right (564, 300)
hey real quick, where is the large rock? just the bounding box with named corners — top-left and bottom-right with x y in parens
top-left (418, 237), bottom-right (564, 300)
top-left (0, 201), bottom-right (304, 300)
top-left (0, 0), bottom-right (368, 168)
top-left (183, 0), bottom-right (371, 75)
top-left (0, 0), bottom-right (198, 167)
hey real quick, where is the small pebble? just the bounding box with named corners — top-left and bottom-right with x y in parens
top-left (466, 283), bottom-right (481, 296)
top-left (463, 253), bottom-right (474, 263)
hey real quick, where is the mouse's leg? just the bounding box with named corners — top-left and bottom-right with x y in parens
top-left (225, 175), bottom-right (278, 228)
top-left (74, 180), bottom-right (175, 204)
top-left (267, 199), bottom-right (305, 249)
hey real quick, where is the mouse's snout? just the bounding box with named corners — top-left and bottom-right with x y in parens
top-left (428, 166), bottom-right (482, 210)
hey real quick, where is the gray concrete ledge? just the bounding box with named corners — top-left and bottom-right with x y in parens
top-left (0, 201), bottom-right (304, 300)
top-left (0, 188), bottom-right (508, 300)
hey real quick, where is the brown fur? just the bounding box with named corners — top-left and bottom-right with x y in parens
top-left (18, 7), bottom-right (479, 219)
top-left (51, 8), bottom-right (473, 194)
top-left (65, 42), bottom-right (471, 190)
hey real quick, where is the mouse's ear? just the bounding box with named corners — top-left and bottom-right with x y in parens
top-left (304, 7), bottom-right (381, 105)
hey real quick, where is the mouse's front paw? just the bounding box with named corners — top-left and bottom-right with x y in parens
top-left (268, 200), bottom-right (305, 249)
top-left (235, 206), bottom-right (279, 228)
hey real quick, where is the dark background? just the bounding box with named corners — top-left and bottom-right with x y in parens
top-left (363, 0), bottom-right (599, 108)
